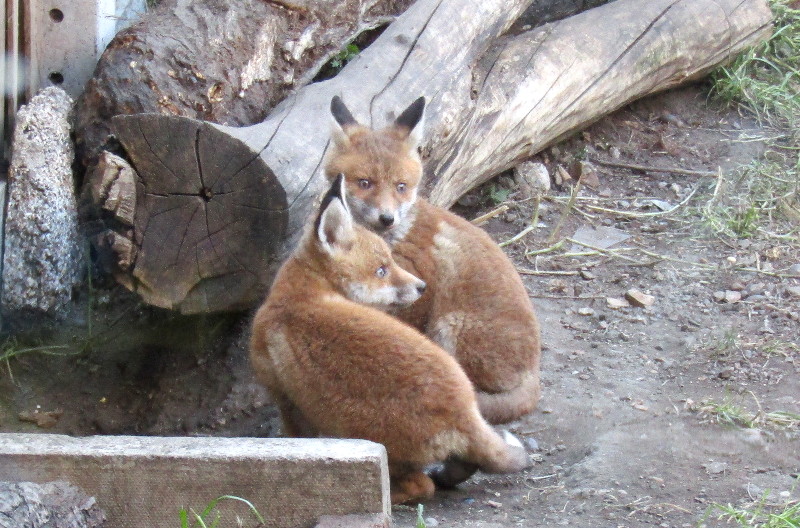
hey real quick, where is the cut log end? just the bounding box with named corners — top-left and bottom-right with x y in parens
top-left (98, 114), bottom-right (289, 313)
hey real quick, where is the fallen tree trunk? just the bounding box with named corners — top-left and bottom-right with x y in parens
top-left (73, 0), bottom-right (416, 167)
top-left (100, 0), bottom-right (772, 313)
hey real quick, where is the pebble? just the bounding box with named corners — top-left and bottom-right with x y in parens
top-left (607, 297), bottom-right (630, 309)
top-left (786, 286), bottom-right (800, 298)
top-left (610, 146), bottom-right (621, 159)
top-left (524, 437), bottom-right (540, 451)
top-left (555, 165), bottom-right (572, 185)
top-left (704, 461), bottom-right (727, 474)
top-left (580, 270), bottom-right (596, 280)
top-left (625, 289), bottom-right (655, 308)
top-left (725, 290), bottom-right (742, 303)
top-left (789, 263), bottom-right (800, 276)
top-left (424, 518), bottom-right (439, 527)
top-left (485, 500), bottom-right (502, 509)
top-left (576, 160), bottom-right (600, 189)
top-left (514, 161), bottom-right (551, 197)
top-left (578, 307), bottom-right (595, 316)
top-left (714, 290), bottom-right (741, 303)
top-left (729, 280), bottom-right (746, 291)
top-left (457, 194), bottom-right (480, 207)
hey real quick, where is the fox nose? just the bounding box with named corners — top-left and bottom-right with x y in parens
top-left (379, 213), bottom-right (395, 227)
top-left (417, 281), bottom-right (427, 294)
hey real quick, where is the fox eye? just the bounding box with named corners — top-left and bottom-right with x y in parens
top-left (358, 179), bottom-right (372, 189)
top-left (396, 183), bottom-right (407, 193)
top-left (375, 265), bottom-right (388, 278)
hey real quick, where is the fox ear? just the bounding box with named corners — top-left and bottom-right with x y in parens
top-left (315, 173), bottom-right (355, 254)
top-left (393, 96), bottom-right (425, 147)
top-left (330, 96), bottom-right (359, 148)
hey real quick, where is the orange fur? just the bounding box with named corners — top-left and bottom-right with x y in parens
top-left (325, 98), bottom-right (542, 424)
top-left (249, 178), bottom-right (529, 503)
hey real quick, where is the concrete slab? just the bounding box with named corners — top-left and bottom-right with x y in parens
top-left (0, 434), bottom-right (390, 528)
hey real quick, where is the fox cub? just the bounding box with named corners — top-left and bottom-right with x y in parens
top-left (249, 175), bottom-right (530, 504)
top-left (324, 96), bottom-right (542, 424)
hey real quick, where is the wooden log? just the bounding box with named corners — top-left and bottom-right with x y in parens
top-left (73, 0), bottom-right (416, 167)
top-left (103, 0), bottom-right (772, 312)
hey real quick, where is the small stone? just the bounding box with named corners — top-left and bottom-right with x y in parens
top-left (788, 263), bottom-right (800, 276)
top-left (498, 175), bottom-right (515, 189)
top-left (555, 165), bottom-right (572, 186)
top-left (424, 517), bottom-right (439, 527)
top-left (580, 270), bottom-right (596, 280)
top-left (610, 146), bottom-right (621, 159)
top-left (578, 374), bottom-right (590, 380)
top-left (724, 291), bottom-right (742, 303)
top-left (523, 437), bottom-right (540, 451)
top-left (625, 289), bottom-right (655, 308)
top-left (607, 297), bottom-right (630, 309)
top-left (578, 307), bottom-right (595, 316)
top-left (514, 161), bottom-right (551, 198)
top-left (729, 280), bottom-right (746, 291)
top-left (704, 461), bottom-right (727, 475)
top-left (457, 194), bottom-right (480, 207)
top-left (786, 286), bottom-right (800, 298)
top-left (576, 160), bottom-right (600, 189)
top-left (485, 500), bottom-right (502, 509)
top-left (717, 368), bottom-right (733, 379)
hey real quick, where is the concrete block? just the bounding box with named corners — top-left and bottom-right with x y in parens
top-left (29, 0), bottom-right (147, 98)
top-left (0, 434), bottom-right (390, 528)
top-left (314, 513), bottom-right (391, 528)
top-left (2, 87), bottom-right (85, 320)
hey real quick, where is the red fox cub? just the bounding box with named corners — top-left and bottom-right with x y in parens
top-left (325, 96), bottom-right (542, 425)
top-left (249, 175), bottom-right (530, 504)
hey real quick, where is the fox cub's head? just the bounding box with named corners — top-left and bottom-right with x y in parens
top-left (324, 96), bottom-right (425, 242)
top-left (311, 174), bottom-right (426, 308)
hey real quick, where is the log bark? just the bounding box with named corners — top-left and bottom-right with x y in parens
top-left (101, 0), bottom-right (772, 312)
top-left (73, 0), bottom-right (415, 167)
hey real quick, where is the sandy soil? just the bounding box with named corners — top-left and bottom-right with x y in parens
top-left (1, 84), bottom-right (798, 527)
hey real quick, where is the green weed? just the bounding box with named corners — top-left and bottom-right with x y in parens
top-left (416, 504), bottom-right (427, 528)
top-left (485, 183), bottom-right (512, 205)
top-left (330, 43), bottom-right (360, 70)
top-left (179, 495), bottom-right (265, 528)
top-left (700, 157), bottom-right (799, 240)
top-left (708, 490), bottom-right (800, 528)
top-left (691, 396), bottom-right (800, 430)
top-left (0, 337), bottom-right (77, 382)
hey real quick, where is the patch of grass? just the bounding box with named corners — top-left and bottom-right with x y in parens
top-left (710, 0), bottom-right (800, 130)
top-left (690, 395), bottom-right (800, 430)
top-left (707, 490), bottom-right (800, 528)
top-left (0, 337), bottom-right (77, 383)
top-left (700, 156), bottom-right (800, 240)
top-left (702, 0), bottom-right (800, 240)
top-left (762, 339), bottom-right (800, 360)
top-left (179, 495), bottom-right (265, 528)
top-left (704, 328), bottom-right (742, 358)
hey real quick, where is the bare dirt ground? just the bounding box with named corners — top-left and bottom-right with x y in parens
top-left (1, 83), bottom-right (798, 527)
